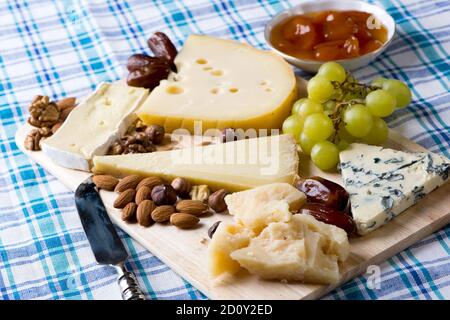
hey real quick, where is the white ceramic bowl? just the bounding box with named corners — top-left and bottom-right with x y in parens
top-left (264, 0), bottom-right (396, 73)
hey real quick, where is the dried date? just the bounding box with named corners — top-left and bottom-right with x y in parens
top-left (296, 176), bottom-right (349, 211)
top-left (300, 203), bottom-right (356, 234)
top-left (127, 57), bottom-right (171, 90)
top-left (127, 53), bottom-right (156, 72)
top-left (147, 32), bottom-right (178, 70)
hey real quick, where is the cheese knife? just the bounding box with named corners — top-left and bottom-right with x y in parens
top-left (75, 176), bottom-right (146, 300)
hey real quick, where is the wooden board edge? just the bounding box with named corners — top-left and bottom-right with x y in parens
top-left (14, 123), bottom-right (450, 300)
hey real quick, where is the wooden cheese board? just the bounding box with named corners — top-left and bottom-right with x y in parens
top-left (15, 124), bottom-right (450, 300)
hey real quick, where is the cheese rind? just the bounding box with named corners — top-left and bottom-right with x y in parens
top-left (137, 35), bottom-right (297, 133)
top-left (93, 134), bottom-right (299, 192)
top-left (340, 143), bottom-right (450, 235)
top-left (41, 82), bottom-right (149, 171)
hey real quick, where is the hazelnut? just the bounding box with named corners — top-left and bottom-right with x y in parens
top-left (145, 124), bottom-right (165, 144)
top-left (151, 184), bottom-right (177, 205)
top-left (171, 177), bottom-right (191, 198)
top-left (208, 189), bottom-right (229, 212)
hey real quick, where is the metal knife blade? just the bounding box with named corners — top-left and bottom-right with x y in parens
top-left (75, 176), bottom-right (145, 300)
top-left (75, 176), bottom-right (128, 265)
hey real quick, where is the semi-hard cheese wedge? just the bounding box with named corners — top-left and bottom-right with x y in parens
top-left (340, 143), bottom-right (450, 235)
top-left (41, 82), bottom-right (149, 171)
top-left (93, 134), bottom-right (299, 192)
top-left (136, 35), bottom-right (297, 133)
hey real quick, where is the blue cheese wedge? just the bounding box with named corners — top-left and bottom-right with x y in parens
top-left (340, 143), bottom-right (450, 235)
top-left (41, 82), bottom-right (148, 171)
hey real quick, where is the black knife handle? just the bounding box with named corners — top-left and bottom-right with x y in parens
top-left (116, 263), bottom-right (146, 300)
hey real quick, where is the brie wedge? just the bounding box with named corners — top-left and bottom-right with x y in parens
top-left (340, 143), bottom-right (450, 235)
top-left (136, 34), bottom-right (297, 133)
top-left (93, 134), bottom-right (299, 192)
top-left (41, 82), bottom-right (148, 171)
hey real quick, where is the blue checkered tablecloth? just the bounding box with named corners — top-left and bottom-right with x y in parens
top-left (0, 0), bottom-right (449, 300)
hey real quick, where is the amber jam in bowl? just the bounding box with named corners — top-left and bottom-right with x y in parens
top-left (265, 1), bottom-right (395, 72)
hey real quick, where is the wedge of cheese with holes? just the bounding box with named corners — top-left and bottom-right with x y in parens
top-left (136, 34), bottom-right (297, 133)
top-left (93, 134), bottom-right (299, 192)
top-left (41, 82), bottom-right (148, 171)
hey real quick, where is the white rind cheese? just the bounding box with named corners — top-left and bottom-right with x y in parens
top-left (340, 143), bottom-right (450, 235)
top-left (41, 82), bottom-right (148, 171)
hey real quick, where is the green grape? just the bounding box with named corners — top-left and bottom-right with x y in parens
top-left (365, 89), bottom-right (396, 117)
top-left (295, 99), bottom-right (323, 118)
top-left (317, 62), bottom-right (346, 84)
top-left (303, 113), bottom-right (335, 141)
top-left (323, 100), bottom-right (336, 114)
top-left (307, 76), bottom-right (335, 102)
top-left (343, 104), bottom-right (374, 138)
top-left (363, 117), bottom-right (389, 145)
top-left (311, 141), bottom-right (340, 171)
top-left (371, 77), bottom-right (388, 88)
top-left (292, 98), bottom-right (307, 115)
top-left (338, 123), bottom-right (359, 143)
top-left (382, 79), bottom-right (412, 108)
top-left (298, 132), bottom-right (320, 156)
top-left (282, 115), bottom-right (303, 138)
top-left (337, 139), bottom-right (350, 151)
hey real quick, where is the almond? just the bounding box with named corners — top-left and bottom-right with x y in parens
top-left (170, 213), bottom-right (199, 229)
top-left (135, 186), bottom-right (152, 205)
top-left (93, 175), bottom-right (119, 191)
top-left (59, 106), bottom-right (75, 121)
top-left (115, 175), bottom-right (143, 192)
top-left (137, 200), bottom-right (156, 227)
top-left (121, 202), bottom-right (137, 221)
top-left (113, 189), bottom-right (136, 208)
top-left (51, 122), bottom-right (62, 134)
top-left (56, 97), bottom-right (77, 110)
top-left (151, 205), bottom-right (175, 223)
top-left (176, 200), bottom-right (208, 216)
top-left (136, 176), bottom-right (164, 190)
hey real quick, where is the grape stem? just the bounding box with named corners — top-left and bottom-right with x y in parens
top-left (325, 74), bottom-right (382, 144)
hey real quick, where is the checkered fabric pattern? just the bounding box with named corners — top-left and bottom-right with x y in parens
top-left (0, 0), bottom-right (449, 300)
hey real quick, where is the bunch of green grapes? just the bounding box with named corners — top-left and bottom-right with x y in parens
top-left (282, 62), bottom-right (412, 171)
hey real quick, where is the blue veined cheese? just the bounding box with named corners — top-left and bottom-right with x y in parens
top-left (339, 143), bottom-right (450, 235)
top-left (41, 82), bottom-right (149, 171)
